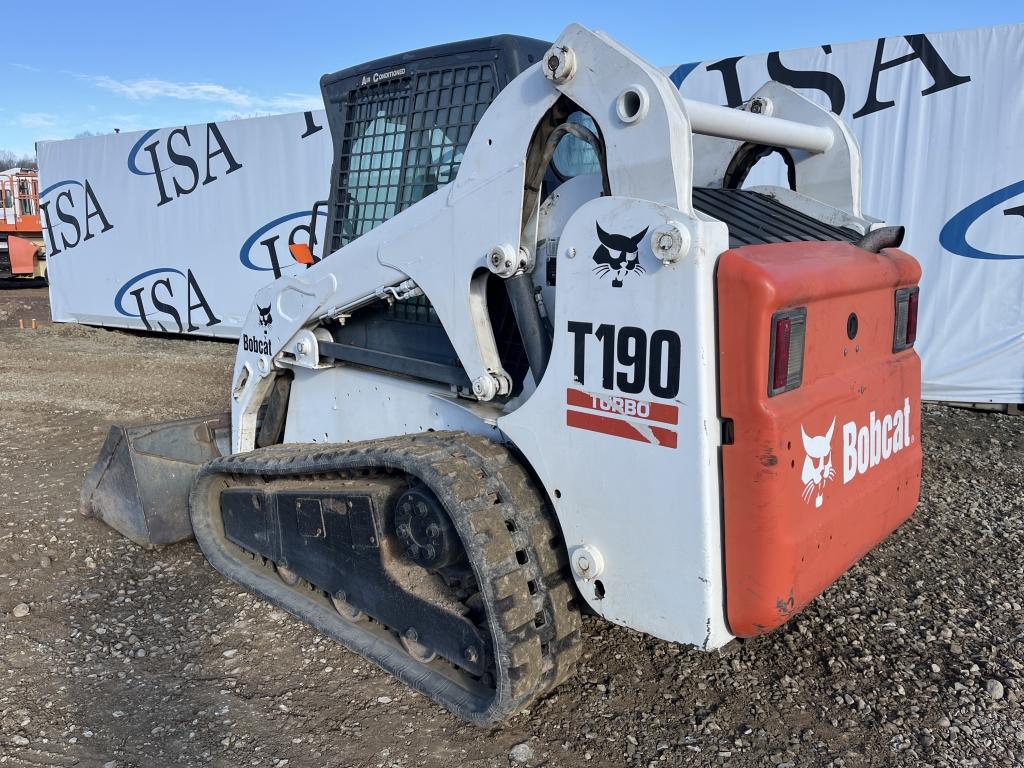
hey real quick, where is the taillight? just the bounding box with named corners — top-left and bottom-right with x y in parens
top-left (768, 308), bottom-right (806, 396)
top-left (772, 318), bottom-right (791, 391)
top-left (906, 290), bottom-right (919, 345)
top-left (894, 287), bottom-right (920, 352)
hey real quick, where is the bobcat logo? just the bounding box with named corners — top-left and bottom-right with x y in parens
top-left (257, 304), bottom-right (273, 327)
top-left (801, 419), bottom-right (836, 508)
top-left (593, 223), bottom-right (649, 287)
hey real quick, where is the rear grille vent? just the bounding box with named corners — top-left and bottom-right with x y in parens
top-left (692, 188), bottom-right (861, 247)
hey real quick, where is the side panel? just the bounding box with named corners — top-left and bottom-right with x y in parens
top-left (717, 242), bottom-right (922, 637)
top-left (499, 196), bottom-right (734, 649)
top-left (283, 365), bottom-right (501, 445)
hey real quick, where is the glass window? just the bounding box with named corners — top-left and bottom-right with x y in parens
top-left (552, 112), bottom-right (601, 180)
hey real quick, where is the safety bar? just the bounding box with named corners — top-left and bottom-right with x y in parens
top-left (681, 99), bottom-right (835, 154)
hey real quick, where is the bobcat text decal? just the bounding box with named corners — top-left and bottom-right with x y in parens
top-left (244, 300), bottom-right (274, 356)
top-left (842, 398), bottom-right (913, 484)
top-left (242, 334), bottom-right (272, 356)
top-left (798, 398), bottom-right (914, 506)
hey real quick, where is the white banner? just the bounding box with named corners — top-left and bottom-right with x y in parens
top-left (671, 24), bottom-right (1024, 403)
top-left (40, 110), bottom-right (332, 337)
top-left (39, 25), bottom-right (1024, 403)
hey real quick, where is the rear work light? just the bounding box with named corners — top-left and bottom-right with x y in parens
top-left (893, 286), bottom-right (920, 352)
top-left (768, 308), bottom-right (806, 396)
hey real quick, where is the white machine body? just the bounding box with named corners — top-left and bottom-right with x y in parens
top-left (227, 25), bottom-right (877, 649)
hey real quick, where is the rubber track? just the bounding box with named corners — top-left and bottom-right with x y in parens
top-left (190, 431), bottom-right (582, 723)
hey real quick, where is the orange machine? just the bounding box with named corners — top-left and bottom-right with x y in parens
top-left (0, 168), bottom-right (46, 282)
top-left (718, 242), bottom-right (922, 636)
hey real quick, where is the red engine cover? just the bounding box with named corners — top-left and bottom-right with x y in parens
top-left (717, 242), bottom-right (922, 637)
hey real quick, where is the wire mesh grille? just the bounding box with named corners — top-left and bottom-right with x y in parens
top-left (330, 78), bottom-right (410, 250)
top-left (387, 295), bottom-right (439, 324)
top-left (328, 61), bottom-right (499, 326)
top-left (330, 62), bottom-right (497, 254)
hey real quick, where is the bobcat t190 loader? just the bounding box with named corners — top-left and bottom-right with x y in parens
top-left (81, 24), bottom-right (922, 722)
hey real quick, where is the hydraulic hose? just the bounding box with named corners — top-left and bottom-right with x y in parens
top-left (505, 273), bottom-right (552, 383)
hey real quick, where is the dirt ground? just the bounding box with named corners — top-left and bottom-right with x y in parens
top-left (1, 287), bottom-right (1022, 768)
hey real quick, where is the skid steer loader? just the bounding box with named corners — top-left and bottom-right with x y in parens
top-left (81, 24), bottom-right (922, 722)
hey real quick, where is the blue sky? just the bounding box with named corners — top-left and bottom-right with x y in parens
top-left (2, 0), bottom-right (1018, 157)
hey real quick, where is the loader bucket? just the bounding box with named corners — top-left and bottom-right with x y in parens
top-left (80, 413), bottom-right (230, 548)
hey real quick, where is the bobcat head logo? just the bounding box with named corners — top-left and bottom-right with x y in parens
top-left (801, 419), bottom-right (836, 508)
top-left (593, 223), bottom-right (649, 287)
top-left (257, 304), bottom-right (273, 327)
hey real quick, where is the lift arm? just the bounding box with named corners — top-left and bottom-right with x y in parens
top-left (228, 23), bottom-right (868, 453)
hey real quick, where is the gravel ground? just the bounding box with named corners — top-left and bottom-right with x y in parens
top-left (1, 287), bottom-right (1022, 768)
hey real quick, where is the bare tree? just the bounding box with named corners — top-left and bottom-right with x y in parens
top-left (0, 150), bottom-right (37, 171)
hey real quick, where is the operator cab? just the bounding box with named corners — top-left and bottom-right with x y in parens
top-left (296, 36), bottom-right (554, 394)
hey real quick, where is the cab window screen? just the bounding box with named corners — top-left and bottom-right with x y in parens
top-left (331, 63), bottom-right (497, 252)
top-left (335, 78), bottom-right (410, 247)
